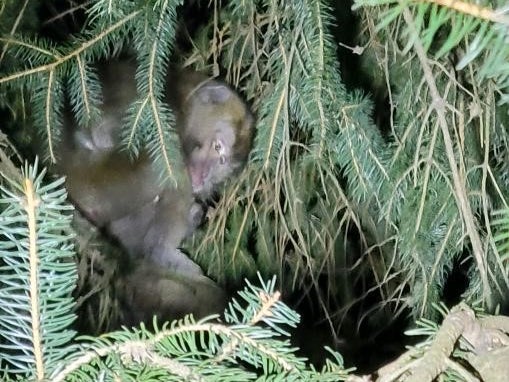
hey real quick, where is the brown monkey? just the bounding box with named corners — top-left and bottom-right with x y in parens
top-left (83, 61), bottom-right (255, 198)
top-left (74, 59), bottom-right (255, 194)
top-left (168, 70), bottom-right (254, 198)
top-left (61, 139), bottom-right (204, 275)
top-left (58, 59), bottom-right (253, 274)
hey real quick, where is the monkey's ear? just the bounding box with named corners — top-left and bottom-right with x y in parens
top-left (196, 84), bottom-right (232, 104)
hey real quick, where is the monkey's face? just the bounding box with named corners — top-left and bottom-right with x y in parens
top-left (180, 80), bottom-right (253, 197)
top-left (184, 123), bottom-right (238, 196)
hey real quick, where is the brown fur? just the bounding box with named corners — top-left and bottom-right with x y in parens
top-left (58, 59), bottom-right (254, 273)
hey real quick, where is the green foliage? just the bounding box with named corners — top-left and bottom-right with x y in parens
top-left (187, 1), bottom-right (393, 322)
top-left (0, 163), bottom-right (350, 380)
top-left (0, 161), bottom-right (77, 377)
top-left (356, 0), bottom-right (509, 103)
top-left (49, 275), bottom-right (350, 381)
top-left (0, 0), bottom-right (184, 184)
top-left (490, 208), bottom-right (509, 297)
top-left (0, 161), bottom-right (503, 380)
top-left (128, 0), bottom-right (184, 182)
top-left (345, 0), bottom-right (509, 317)
top-left (1, 0), bottom-right (509, 369)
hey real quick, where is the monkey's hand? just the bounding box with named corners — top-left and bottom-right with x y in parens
top-left (186, 201), bottom-right (206, 235)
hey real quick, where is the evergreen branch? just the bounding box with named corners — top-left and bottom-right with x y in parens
top-left (147, 97), bottom-right (173, 174)
top-left (254, 10), bottom-right (299, 170)
top-left (211, 277), bottom-right (288, 362)
top-left (41, 1), bottom-right (91, 26)
top-left (45, 69), bottom-right (57, 162)
top-left (0, 161), bottom-right (76, 377)
top-left (48, 276), bottom-right (316, 380)
top-left (356, 0), bottom-right (509, 103)
top-left (24, 177), bottom-right (44, 380)
top-left (0, 0), bottom-right (29, 64)
top-left (400, 6), bottom-right (491, 304)
top-left (478, 92), bottom-right (509, 291)
top-left (357, 0), bottom-right (509, 25)
top-left (52, 333), bottom-right (198, 381)
top-left (338, 110), bottom-right (390, 204)
top-left (54, 319), bottom-right (297, 380)
top-left (262, 64), bottom-right (290, 170)
top-left (0, 10), bottom-right (140, 85)
top-left (492, 209), bottom-right (509, 277)
top-left (414, 117), bottom-right (439, 236)
top-left (126, 97), bottom-right (149, 151)
top-left (157, 323), bottom-right (295, 372)
top-left (128, 1), bottom-right (182, 183)
top-left (428, 0), bottom-right (509, 25)
top-left (0, 135), bottom-right (22, 183)
top-left (76, 55), bottom-right (92, 122)
top-left (311, 1), bottom-right (327, 159)
top-left (28, 71), bottom-right (64, 164)
top-left (147, 0), bottom-right (175, 180)
top-left (251, 290), bottom-right (281, 324)
top-left (229, 170), bottom-right (264, 264)
top-left (67, 56), bottom-right (102, 128)
top-left (0, 37), bottom-right (59, 61)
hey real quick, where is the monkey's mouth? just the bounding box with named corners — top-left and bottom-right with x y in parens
top-left (188, 161), bottom-right (212, 193)
top-left (190, 171), bottom-right (204, 192)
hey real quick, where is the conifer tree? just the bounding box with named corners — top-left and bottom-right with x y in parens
top-left (0, 0), bottom-right (509, 380)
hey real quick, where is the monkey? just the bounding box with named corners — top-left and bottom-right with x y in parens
top-left (84, 61), bottom-right (255, 198)
top-left (167, 70), bottom-right (254, 198)
top-left (65, 59), bottom-right (254, 198)
top-left (73, 59), bottom-right (255, 192)
top-left (60, 130), bottom-right (205, 275)
top-left (56, 58), bottom-right (254, 275)
top-left (64, 150), bottom-right (205, 274)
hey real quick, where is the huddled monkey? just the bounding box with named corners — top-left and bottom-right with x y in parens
top-left (58, 58), bottom-right (254, 275)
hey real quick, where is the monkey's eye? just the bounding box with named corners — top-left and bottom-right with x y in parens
top-left (214, 141), bottom-right (222, 153)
